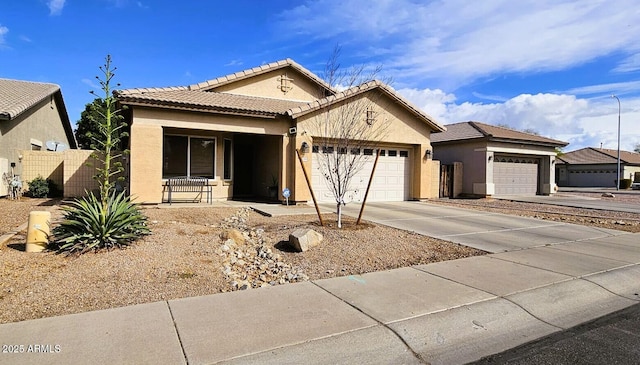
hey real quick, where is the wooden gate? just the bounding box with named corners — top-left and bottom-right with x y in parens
top-left (440, 164), bottom-right (454, 198)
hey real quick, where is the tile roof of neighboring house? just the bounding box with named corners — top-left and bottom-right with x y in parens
top-left (557, 147), bottom-right (640, 165)
top-left (0, 78), bottom-right (60, 120)
top-left (286, 80), bottom-right (446, 132)
top-left (116, 89), bottom-right (309, 118)
top-left (117, 58), bottom-right (334, 96)
top-left (431, 121), bottom-right (568, 147)
top-left (0, 78), bottom-right (77, 148)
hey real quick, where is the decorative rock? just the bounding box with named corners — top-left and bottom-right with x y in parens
top-left (221, 229), bottom-right (245, 245)
top-left (602, 193), bottom-right (615, 198)
top-left (288, 228), bottom-right (323, 252)
top-left (218, 208), bottom-right (309, 291)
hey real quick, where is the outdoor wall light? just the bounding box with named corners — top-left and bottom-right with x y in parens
top-left (488, 155), bottom-right (493, 162)
top-left (301, 141), bottom-right (310, 154)
top-left (424, 149), bottom-right (432, 159)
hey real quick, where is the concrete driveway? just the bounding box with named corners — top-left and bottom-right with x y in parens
top-left (330, 201), bottom-right (629, 253)
top-left (494, 193), bottom-right (640, 214)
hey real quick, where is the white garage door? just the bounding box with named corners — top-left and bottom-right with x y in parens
top-left (493, 156), bottom-right (539, 195)
top-left (311, 148), bottom-right (411, 203)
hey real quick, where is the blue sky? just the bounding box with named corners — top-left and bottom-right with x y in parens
top-left (1, 0), bottom-right (639, 151)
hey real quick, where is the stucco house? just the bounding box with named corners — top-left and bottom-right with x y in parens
top-left (0, 78), bottom-right (77, 197)
top-left (116, 59), bottom-right (446, 204)
top-left (431, 121), bottom-right (568, 197)
top-left (556, 147), bottom-right (640, 187)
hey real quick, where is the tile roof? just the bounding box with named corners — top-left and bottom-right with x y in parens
top-left (285, 80), bottom-right (446, 132)
top-left (117, 58), bottom-right (334, 96)
top-left (0, 78), bottom-right (60, 120)
top-left (431, 121), bottom-right (568, 147)
top-left (557, 147), bottom-right (640, 165)
top-left (116, 89), bottom-right (308, 118)
top-left (188, 58), bottom-right (334, 93)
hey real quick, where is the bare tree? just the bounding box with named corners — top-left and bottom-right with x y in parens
top-left (308, 47), bottom-right (389, 228)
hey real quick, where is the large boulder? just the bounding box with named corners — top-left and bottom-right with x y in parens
top-left (289, 228), bottom-right (323, 252)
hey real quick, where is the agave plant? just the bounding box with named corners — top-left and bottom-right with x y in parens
top-left (53, 191), bottom-right (150, 254)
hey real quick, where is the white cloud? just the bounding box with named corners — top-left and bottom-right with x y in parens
top-left (565, 81), bottom-right (640, 97)
top-left (81, 78), bottom-right (100, 91)
top-left (0, 25), bottom-right (8, 47)
top-left (224, 59), bottom-right (243, 67)
top-left (47, 0), bottom-right (66, 16)
top-left (399, 88), bottom-right (640, 152)
top-left (278, 0), bottom-right (640, 87)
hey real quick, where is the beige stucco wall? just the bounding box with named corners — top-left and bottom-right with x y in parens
top-left (129, 122), bottom-right (163, 203)
top-left (212, 67), bottom-right (323, 102)
top-left (296, 92), bottom-right (435, 145)
top-left (128, 108), bottom-right (292, 203)
top-left (295, 91), bottom-right (439, 201)
top-left (0, 96), bottom-right (72, 177)
top-left (126, 88), bottom-right (442, 204)
top-left (434, 140), bottom-right (559, 196)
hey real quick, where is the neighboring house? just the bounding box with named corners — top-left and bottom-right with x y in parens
top-left (431, 121), bottom-right (568, 197)
top-left (0, 78), bottom-right (77, 196)
top-left (116, 58), bottom-right (446, 204)
top-left (556, 147), bottom-right (640, 187)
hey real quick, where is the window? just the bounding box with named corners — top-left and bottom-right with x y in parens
top-left (337, 147), bottom-right (347, 155)
top-left (312, 145), bottom-right (320, 153)
top-left (388, 150), bottom-right (398, 157)
top-left (379, 150), bottom-right (386, 156)
top-left (350, 148), bottom-right (361, 155)
top-left (163, 135), bottom-right (215, 179)
top-left (364, 149), bottom-right (374, 156)
top-left (224, 139), bottom-right (232, 180)
top-left (399, 150), bottom-right (408, 157)
top-left (322, 146), bottom-right (334, 154)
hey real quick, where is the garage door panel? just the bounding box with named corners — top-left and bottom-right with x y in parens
top-left (312, 149), bottom-right (411, 202)
top-left (494, 159), bottom-right (538, 195)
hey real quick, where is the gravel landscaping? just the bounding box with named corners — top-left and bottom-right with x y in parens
top-left (0, 197), bottom-right (483, 324)
top-left (1, 191), bottom-right (638, 324)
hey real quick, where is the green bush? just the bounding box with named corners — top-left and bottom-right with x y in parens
top-left (620, 179), bottom-right (632, 189)
top-left (27, 175), bottom-right (50, 198)
top-left (52, 191), bottom-right (150, 254)
top-left (615, 179), bottom-right (632, 189)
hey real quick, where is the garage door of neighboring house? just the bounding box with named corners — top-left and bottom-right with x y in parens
top-left (493, 155), bottom-right (539, 195)
top-left (311, 147), bottom-right (411, 203)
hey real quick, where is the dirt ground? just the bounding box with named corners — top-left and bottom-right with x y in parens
top-left (1, 192), bottom-right (638, 324)
top-left (0, 197), bottom-right (481, 324)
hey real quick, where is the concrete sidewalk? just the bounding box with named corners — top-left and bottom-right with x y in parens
top-left (1, 232), bottom-right (638, 365)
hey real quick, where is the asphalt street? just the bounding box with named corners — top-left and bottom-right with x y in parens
top-left (470, 302), bottom-right (640, 364)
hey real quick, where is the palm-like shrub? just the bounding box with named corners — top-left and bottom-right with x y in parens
top-left (53, 191), bottom-right (150, 254)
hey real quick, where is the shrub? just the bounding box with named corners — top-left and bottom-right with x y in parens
top-left (616, 179), bottom-right (632, 189)
top-left (52, 191), bottom-right (150, 254)
top-left (27, 175), bottom-right (50, 198)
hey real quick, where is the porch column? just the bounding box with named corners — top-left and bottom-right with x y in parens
top-left (540, 155), bottom-right (556, 195)
top-left (473, 150), bottom-right (494, 196)
top-left (129, 124), bottom-right (163, 204)
top-left (414, 144), bottom-right (439, 200)
top-left (291, 134), bottom-right (313, 203)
